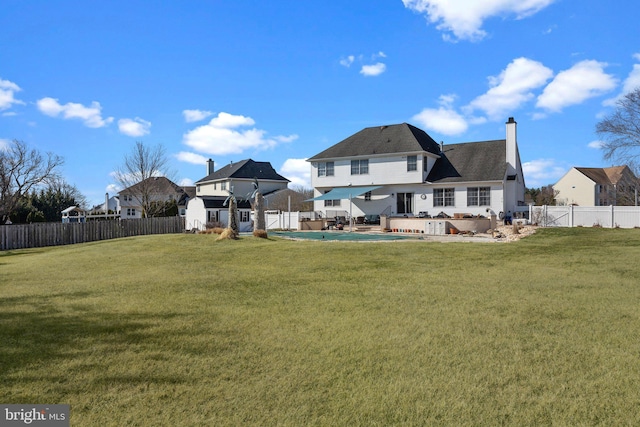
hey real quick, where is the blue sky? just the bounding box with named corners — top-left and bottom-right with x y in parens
top-left (1, 0), bottom-right (639, 206)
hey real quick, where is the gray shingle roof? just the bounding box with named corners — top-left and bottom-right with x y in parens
top-left (307, 123), bottom-right (441, 161)
top-left (200, 196), bottom-right (252, 209)
top-left (196, 159), bottom-right (289, 184)
top-left (427, 139), bottom-right (507, 183)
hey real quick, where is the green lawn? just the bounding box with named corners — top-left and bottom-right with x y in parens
top-left (2, 228), bottom-right (640, 426)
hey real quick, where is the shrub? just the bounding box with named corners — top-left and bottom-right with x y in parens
top-left (253, 229), bottom-right (268, 239)
top-left (216, 228), bottom-right (238, 240)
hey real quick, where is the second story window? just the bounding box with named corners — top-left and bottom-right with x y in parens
top-left (351, 159), bottom-right (369, 175)
top-left (407, 155), bottom-right (417, 172)
top-left (221, 181), bottom-right (227, 191)
top-left (318, 162), bottom-right (334, 177)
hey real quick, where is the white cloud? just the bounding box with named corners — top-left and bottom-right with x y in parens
top-left (179, 178), bottom-right (194, 186)
top-left (183, 109), bottom-right (214, 123)
top-left (340, 55), bottom-right (355, 67)
top-left (105, 183), bottom-right (121, 194)
top-left (466, 57), bottom-right (553, 120)
top-left (183, 112), bottom-right (298, 156)
top-left (402, 0), bottom-right (557, 41)
top-left (523, 158), bottom-right (567, 186)
top-left (118, 117), bottom-right (151, 137)
top-left (37, 97), bottom-right (114, 128)
top-left (360, 62), bottom-right (387, 77)
top-left (603, 55), bottom-right (640, 106)
top-left (280, 158), bottom-right (311, 188)
top-left (412, 95), bottom-right (468, 136)
top-left (0, 138), bottom-right (11, 151)
top-left (588, 140), bottom-right (604, 149)
top-left (175, 151), bottom-right (208, 165)
top-left (536, 60), bottom-right (618, 112)
top-left (0, 78), bottom-right (24, 111)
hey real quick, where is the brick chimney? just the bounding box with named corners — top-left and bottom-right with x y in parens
top-left (206, 158), bottom-right (215, 175)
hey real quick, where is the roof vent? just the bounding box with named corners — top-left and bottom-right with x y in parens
top-left (380, 126), bottom-right (387, 131)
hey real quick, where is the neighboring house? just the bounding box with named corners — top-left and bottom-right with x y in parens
top-left (186, 158), bottom-right (290, 230)
top-left (554, 166), bottom-right (638, 206)
top-left (307, 117), bottom-right (526, 220)
top-left (119, 176), bottom-right (187, 218)
top-left (90, 193), bottom-right (120, 214)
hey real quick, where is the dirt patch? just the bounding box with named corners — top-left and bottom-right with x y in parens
top-left (489, 224), bottom-right (538, 242)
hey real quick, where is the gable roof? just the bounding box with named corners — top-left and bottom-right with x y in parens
top-left (427, 139), bottom-right (507, 183)
top-left (574, 166), bottom-right (636, 185)
top-left (196, 159), bottom-right (289, 184)
top-left (307, 123), bottom-right (442, 161)
top-left (119, 176), bottom-right (183, 196)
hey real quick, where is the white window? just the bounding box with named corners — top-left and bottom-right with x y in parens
top-left (127, 208), bottom-right (136, 216)
top-left (467, 187), bottom-right (491, 206)
top-left (240, 211), bottom-right (250, 222)
top-left (407, 155), bottom-right (417, 172)
top-left (364, 191), bottom-right (372, 202)
top-left (323, 190), bottom-right (340, 207)
top-left (318, 162), bottom-right (334, 177)
top-left (221, 181), bottom-right (227, 191)
top-left (351, 159), bottom-right (369, 175)
top-left (434, 188), bottom-right (455, 207)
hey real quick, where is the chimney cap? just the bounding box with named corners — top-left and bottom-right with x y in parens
top-left (507, 117), bottom-right (516, 124)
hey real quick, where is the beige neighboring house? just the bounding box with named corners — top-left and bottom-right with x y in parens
top-left (119, 176), bottom-right (189, 218)
top-left (554, 166), bottom-right (638, 206)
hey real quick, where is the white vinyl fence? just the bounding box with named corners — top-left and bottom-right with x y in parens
top-left (264, 211), bottom-right (319, 230)
top-left (530, 205), bottom-right (640, 228)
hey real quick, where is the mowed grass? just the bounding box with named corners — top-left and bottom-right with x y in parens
top-left (1, 228), bottom-right (640, 426)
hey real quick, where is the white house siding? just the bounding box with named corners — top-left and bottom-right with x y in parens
top-left (185, 197), bottom-right (253, 232)
top-left (311, 155), bottom-right (427, 188)
top-left (313, 183), bottom-right (505, 219)
top-left (197, 179), bottom-right (288, 198)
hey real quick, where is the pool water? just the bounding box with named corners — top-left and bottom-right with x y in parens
top-left (270, 231), bottom-right (421, 241)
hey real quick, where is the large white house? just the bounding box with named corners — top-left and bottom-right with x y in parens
top-left (307, 117), bottom-right (526, 221)
top-left (186, 158), bottom-right (290, 230)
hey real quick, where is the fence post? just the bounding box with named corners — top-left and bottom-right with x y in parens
top-left (569, 205), bottom-right (573, 228)
top-left (611, 205), bottom-right (615, 228)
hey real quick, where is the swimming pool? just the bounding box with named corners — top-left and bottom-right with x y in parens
top-left (270, 231), bottom-right (421, 241)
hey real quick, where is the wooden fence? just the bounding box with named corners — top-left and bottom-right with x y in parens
top-left (0, 217), bottom-right (185, 251)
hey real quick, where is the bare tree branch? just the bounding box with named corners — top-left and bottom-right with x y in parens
top-left (1, 140), bottom-right (64, 224)
top-left (596, 87), bottom-right (640, 164)
top-left (115, 141), bottom-right (175, 218)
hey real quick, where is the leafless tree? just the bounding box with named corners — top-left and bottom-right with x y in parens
top-left (597, 87), bottom-right (640, 165)
top-left (0, 140), bottom-right (64, 224)
top-left (114, 141), bottom-right (175, 218)
top-left (266, 185), bottom-right (314, 212)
